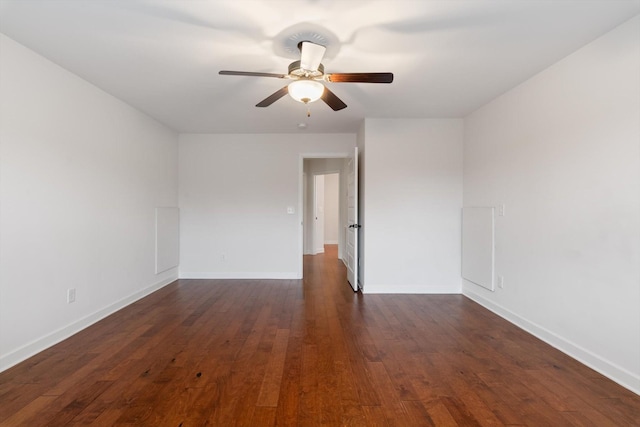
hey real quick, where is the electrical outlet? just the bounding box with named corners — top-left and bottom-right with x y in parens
top-left (67, 288), bottom-right (76, 303)
top-left (497, 275), bottom-right (504, 289)
top-left (498, 203), bottom-right (506, 217)
top-left (221, 254), bottom-right (226, 262)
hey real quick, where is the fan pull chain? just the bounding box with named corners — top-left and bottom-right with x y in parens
top-left (307, 106), bottom-right (311, 118)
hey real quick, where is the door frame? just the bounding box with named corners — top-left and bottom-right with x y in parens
top-left (298, 152), bottom-right (351, 279)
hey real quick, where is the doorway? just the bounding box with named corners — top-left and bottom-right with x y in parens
top-left (299, 152), bottom-right (359, 290)
top-left (301, 157), bottom-right (348, 268)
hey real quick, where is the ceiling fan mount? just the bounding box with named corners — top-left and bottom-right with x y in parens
top-left (219, 41), bottom-right (393, 112)
top-left (287, 60), bottom-right (325, 78)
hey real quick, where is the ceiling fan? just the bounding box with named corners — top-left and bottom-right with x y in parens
top-left (219, 41), bottom-right (393, 112)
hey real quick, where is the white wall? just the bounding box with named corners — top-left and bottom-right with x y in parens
top-left (463, 16), bottom-right (640, 393)
top-left (179, 134), bottom-right (355, 279)
top-left (0, 35), bottom-right (179, 371)
top-left (303, 171), bottom-right (311, 255)
top-left (361, 119), bottom-right (464, 293)
top-left (324, 173), bottom-right (340, 244)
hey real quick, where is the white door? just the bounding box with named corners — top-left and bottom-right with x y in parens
top-left (314, 175), bottom-right (325, 254)
top-left (346, 147), bottom-right (359, 291)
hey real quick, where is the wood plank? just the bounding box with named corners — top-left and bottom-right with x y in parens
top-left (256, 329), bottom-right (290, 407)
top-left (365, 361), bottom-right (412, 426)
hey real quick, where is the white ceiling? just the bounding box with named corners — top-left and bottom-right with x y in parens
top-left (1, 0), bottom-right (639, 134)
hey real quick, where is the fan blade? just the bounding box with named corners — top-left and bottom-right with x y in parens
top-left (256, 86), bottom-right (289, 107)
top-left (321, 87), bottom-right (347, 111)
top-left (326, 73), bottom-right (394, 83)
top-left (300, 41), bottom-right (326, 72)
top-left (219, 70), bottom-right (286, 79)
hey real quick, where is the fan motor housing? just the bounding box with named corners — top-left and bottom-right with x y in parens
top-left (288, 60), bottom-right (325, 77)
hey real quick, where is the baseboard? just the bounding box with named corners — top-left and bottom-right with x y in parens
top-left (314, 248), bottom-right (325, 254)
top-left (324, 240), bottom-right (338, 245)
top-left (179, 272), bottom-right (300, 280)
top-left (363, 284), bottom-right (462, 294)
top-left (0, 275), bottom-right (178, 373)
top-left (463, 288), bottom-right (640, 395)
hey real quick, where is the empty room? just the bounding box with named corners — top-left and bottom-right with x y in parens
top-left (1, 1), bottom-right (639, 425)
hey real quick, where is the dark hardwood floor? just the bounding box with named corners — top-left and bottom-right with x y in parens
top-left (1, 245), bottom-right (638, 426)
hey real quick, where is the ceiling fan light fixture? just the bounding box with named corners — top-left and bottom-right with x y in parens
top-left (288, 80), bottom-right (324, 104)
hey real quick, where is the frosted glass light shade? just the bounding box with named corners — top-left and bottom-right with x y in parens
top-left (288, 80), bottom-right (324, 104)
